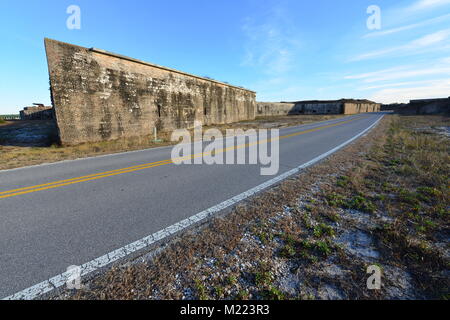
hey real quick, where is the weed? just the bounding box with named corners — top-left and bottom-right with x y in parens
top-left (345, 195), bottom-right (377, 213)
top-left (236, 289), bottom-right (249, 300)
top-left (417, 186), bottom-right (442, 200)
top-left (214, 285), bottom-right (224, 298)
top-left (326, 192), bottom-right (346, 207)
top-left (279, 243), bottom-right (296, 258)
top-left (398, 189), bottom-right (421, 205)
top-left (256, 231), bottom-right (273, 245)
top-left (313, 223), bottom-right (335, 238)
top-left (254, 270), bottom-right (273, 288)
top-left (226, 275), bottom-right (237, 286)
top-left (262, 286), bottom-right (285, 300)
top-left (315, 241), bottom-right (333, 256)
top-left (194, 279), bottom-right (208, 300)
top-left (336, 175), bottom-right (350, 187)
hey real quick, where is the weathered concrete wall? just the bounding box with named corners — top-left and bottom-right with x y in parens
top-left (384, 98), bottom-right (449, 114)
top-left (45, 39), bottom-right (256, 145)
top-left (343, 102), bottom-right (381, 114)
top-left (256, 102), bottom-right (297, 116)
top-left (20, 106), bottom-right (54, 120)
top-left (256, 100), bottom-right (380, 116)
top-left (410, 98), bottom-right (449, 115)
top-left (299, 102), bottom-right (343, 114)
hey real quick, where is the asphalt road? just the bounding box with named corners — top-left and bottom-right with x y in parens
top-left (0, 112), bottom-right (385, 298)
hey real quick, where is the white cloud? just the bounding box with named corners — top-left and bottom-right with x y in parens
top-left (412, 29), bottom-right (450, 46)
top-left (241, 7), bottom-right (301, 75)
top-left (344, 66), bottom-right (411, 80)
top-left (351, 29), bottom-right (450, 61)
top-left (366, 67), bottom-right (450, 83)
top-left (363, 13), bottom-right (450, 38)
top-left (345, 57), bottom-right (450, 103)
top-left (346, 64), bottom-right (450, 83)
top-left (408, 0), bottom-right (450, 11)
top-left (368, 80), bottom-right (450, 103)
top-left (358, 78), bottom-right (449, 91)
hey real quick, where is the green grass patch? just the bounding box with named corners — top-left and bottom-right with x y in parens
top-left (254, 270), bottom-right (273, 288)
top-left (336, 175), bottom-right (350, 187)
top-left (326, 192), bottom-right (376, 213)
top-left (194, 279), bottom-right (209, 300)
top-left (313, 223), bottom-right (335, 238)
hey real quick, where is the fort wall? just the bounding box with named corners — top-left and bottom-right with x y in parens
top-left (45, 39), bottom-right (256, 145)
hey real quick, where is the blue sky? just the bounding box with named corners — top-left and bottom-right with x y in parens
top-left (0, 0), bottom-right (449, 114)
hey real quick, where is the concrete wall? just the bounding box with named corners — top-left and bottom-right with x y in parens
top-left (410, 98), bottom-right (449, 115)
top-left (20, 106), bottom-right (54, 120)
top-left (300, 102), bottom-right (343, 114)
top-left (256, 102), bottom-right (297, 116)
top-left (389, 98), bottom-right (449, 114)
top-left (45, 39), bottom-right (256, 145)
top-left (256, 100), bottom-right (380, 116)
top-left (343, 103), bottom-right (381, 114)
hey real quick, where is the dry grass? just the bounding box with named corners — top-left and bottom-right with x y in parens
top-left (0, 114), bottom-right (346, 170)
top-left (0, 132), bottom-right (173, 170)
top-left (321, 115), bottom-right (449, 298)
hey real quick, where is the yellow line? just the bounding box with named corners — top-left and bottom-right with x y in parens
top-left (0, 162), bottom-right (172, 199)
top-left (0, 159), bottom-right (173, 195)
top-left (0, 116), bottom-right (364, 199)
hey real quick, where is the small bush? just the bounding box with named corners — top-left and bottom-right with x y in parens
top-left (313, 223), bottom-right (335, 238)
top-left (345, 195), bottom-right (377, 213)
top-left (336, 175), bottom-right (350, 187)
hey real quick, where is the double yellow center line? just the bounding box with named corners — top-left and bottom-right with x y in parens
top-left (0, 117), bottom-right (363, 200)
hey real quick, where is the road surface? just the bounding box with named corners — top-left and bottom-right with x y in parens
top-left (0, 112), bottom-right (385, 298)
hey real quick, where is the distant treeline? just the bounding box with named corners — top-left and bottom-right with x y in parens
top-left (0, 114), bottom-right (20, 120)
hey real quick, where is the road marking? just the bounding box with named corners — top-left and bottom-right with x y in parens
top-left (3, 115), bottom-right (383, 300)
top-left (0, 117), bottom-right (364, 200)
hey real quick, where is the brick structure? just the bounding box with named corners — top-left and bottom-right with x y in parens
top-left (20, 104), bottom-right (54, 120)
top-left (45, 38), bottom-right (256, 145)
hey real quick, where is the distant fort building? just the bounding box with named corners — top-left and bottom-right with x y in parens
top-left (382, 97), bottom-right (449, 114)
top-left (20, 104), bottom-right (54, 120)
top-left (256, 99), bottom-right (381, 117)
top-left (409, 97), bottom-right (449, 114)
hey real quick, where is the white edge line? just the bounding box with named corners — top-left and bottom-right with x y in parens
top-left (0, 114), bottom-right (363, 173)
top-left (3, 114), bottom-right (384, 300)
